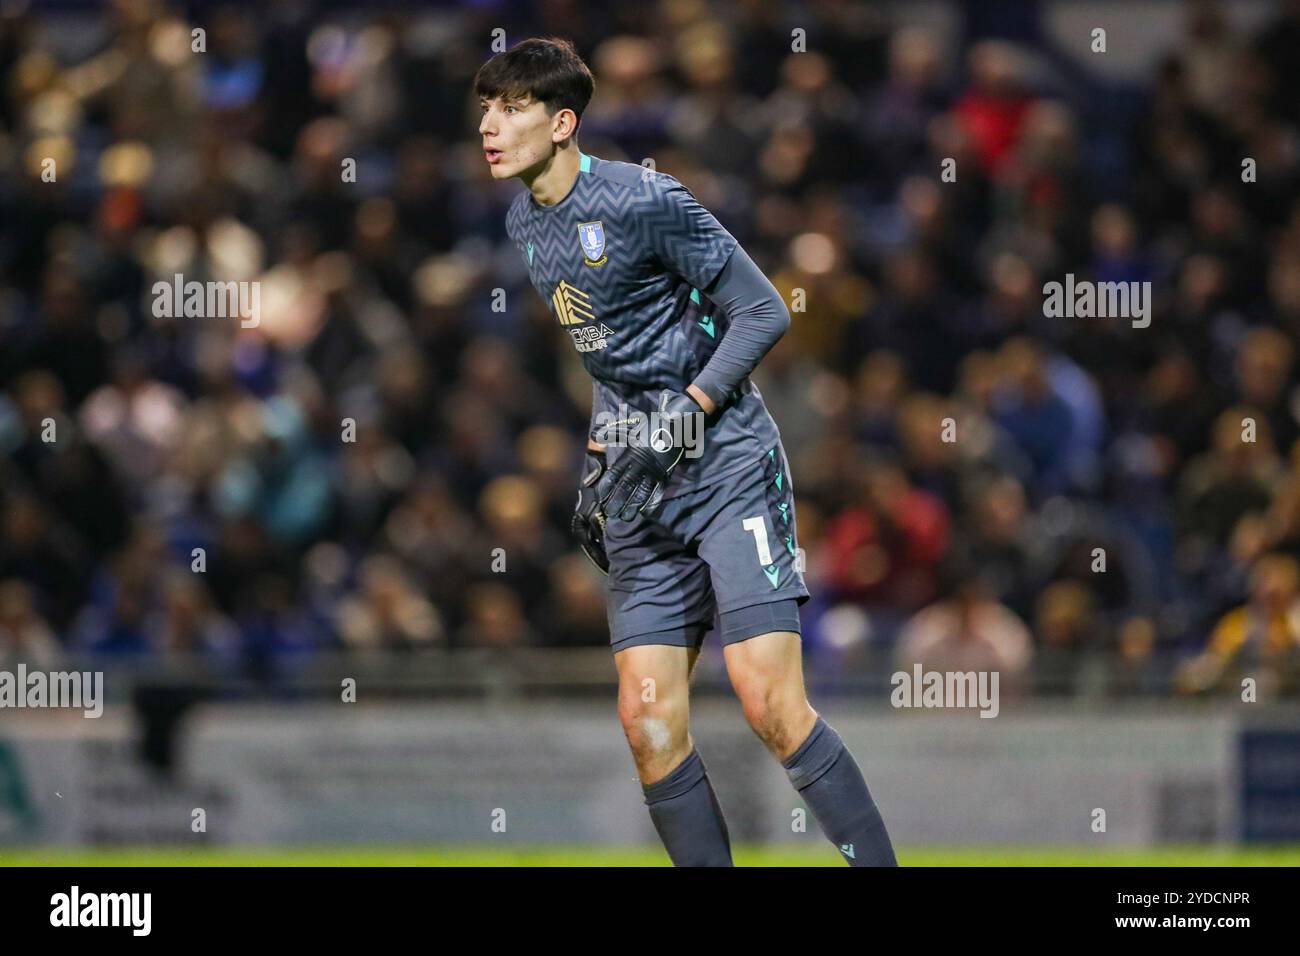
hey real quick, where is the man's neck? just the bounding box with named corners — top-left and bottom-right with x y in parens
top-left (523, 145), bottom-right (581, 206)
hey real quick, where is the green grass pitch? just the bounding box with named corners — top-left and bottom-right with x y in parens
top-left (3, 846), bottom-right (1300, 867)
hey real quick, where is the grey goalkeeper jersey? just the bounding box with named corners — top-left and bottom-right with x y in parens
top-left (505, 151), bottom-right (783, 502)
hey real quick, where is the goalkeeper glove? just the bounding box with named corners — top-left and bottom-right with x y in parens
top-left (571, 447), bottom-right (609, 574)
top-left (595, 390), bottom-right (705, 521)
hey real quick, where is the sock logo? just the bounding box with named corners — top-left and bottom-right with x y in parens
top-left (840, 843), bottom-right (855, 859)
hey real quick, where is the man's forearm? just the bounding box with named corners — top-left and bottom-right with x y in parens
top-left (689, 245), bottom-right (791, 411)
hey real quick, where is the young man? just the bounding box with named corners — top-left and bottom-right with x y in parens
top-left (476, 37), bottom-right (896, 867)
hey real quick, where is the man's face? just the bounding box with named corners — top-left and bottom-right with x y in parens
top-left (479, 94), bottom-right (558, 180)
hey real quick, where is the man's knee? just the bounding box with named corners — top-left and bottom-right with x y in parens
top-left (619, 685), bottom-right (685, 736)
top-left (736, 682), bottom-right (792, 744)
top-left (738, 689), bottom-right (815, 758)
top-left (617, 671), bottom-right (690, 771)
top-left (726, 633), bottom-right (816, 757)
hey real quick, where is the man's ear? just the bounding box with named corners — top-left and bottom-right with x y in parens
top-left (553, 108), bottom-right (579, 144)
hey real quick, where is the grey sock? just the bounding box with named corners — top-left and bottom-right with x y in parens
top-left (783, 716), bottom-right (898, 866)
top-left (642, 748), bottom-right (734, 867)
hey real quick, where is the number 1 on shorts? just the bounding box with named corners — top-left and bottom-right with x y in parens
top-left (742, 515), bottom-right (773, 565)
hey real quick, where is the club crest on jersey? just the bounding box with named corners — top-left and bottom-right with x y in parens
top-left (577, 220), bottom-right (608, 267)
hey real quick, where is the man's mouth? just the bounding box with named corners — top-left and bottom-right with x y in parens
top-left (485, 148), bottom-right (504, 164)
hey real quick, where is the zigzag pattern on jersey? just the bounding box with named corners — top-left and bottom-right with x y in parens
top-left (506, 168), bottom-right (651, 284)
top-left (596, 160), bottom-right (738, 394)
top-left (677, 285), bottom-right (734, 384)
top-left (507, 162), bottom-right (733, 293)
top-left (506, 155), bottom-right (736, 397)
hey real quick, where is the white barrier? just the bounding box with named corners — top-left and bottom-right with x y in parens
top-left (1, 701), bottom-right (1295, 847)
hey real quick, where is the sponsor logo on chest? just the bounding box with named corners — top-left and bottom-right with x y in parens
top-left (551, 280), bottom-right (614, 352)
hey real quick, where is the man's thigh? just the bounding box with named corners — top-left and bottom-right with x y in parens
top-left (603, 506), bottom-right (716, 653)
top-left (614, 643), bottom-right (704, 696)
top-left (690, 448), bottom-right (811, 645)
top-left (613, 643), bottom-right (702, 782)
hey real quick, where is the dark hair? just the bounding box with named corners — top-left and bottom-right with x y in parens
top-left (473, 37), bottom-right (595, 140)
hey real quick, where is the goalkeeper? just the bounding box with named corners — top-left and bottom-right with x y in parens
top-left (477, 37), bottom-right (896, 867)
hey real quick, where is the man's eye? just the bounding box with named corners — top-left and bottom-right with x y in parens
top-left (505, 105), bottom-right (517, 114)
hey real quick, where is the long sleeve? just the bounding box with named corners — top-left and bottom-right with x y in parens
top-left (690, 244), bottom-right (792, 410)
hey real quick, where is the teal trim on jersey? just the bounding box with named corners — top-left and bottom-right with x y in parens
top-left (764, 565), bottom-right (781, 588)
top-left (690, 290), bottom-right (714, 335)
top-left (579, 151), bottom-right (591, 173)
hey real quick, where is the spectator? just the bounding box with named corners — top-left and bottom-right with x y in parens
top-left (1175, 552), bottom-right (1300, 696)
top-left (894, 566), bottom-right (1034, 697)
top-left (0, 579), bottom-right (62, 669)
top-left (335, 554), bottom-right (443, 652)
top-left (1031, 580), bottom-right (1106, 696)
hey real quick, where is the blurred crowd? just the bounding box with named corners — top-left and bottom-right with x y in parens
top-left (2, 0), bottom-right (1300, 696)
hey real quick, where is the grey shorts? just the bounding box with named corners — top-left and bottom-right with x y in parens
top-left (603, 443), bottom-right (811, 653)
